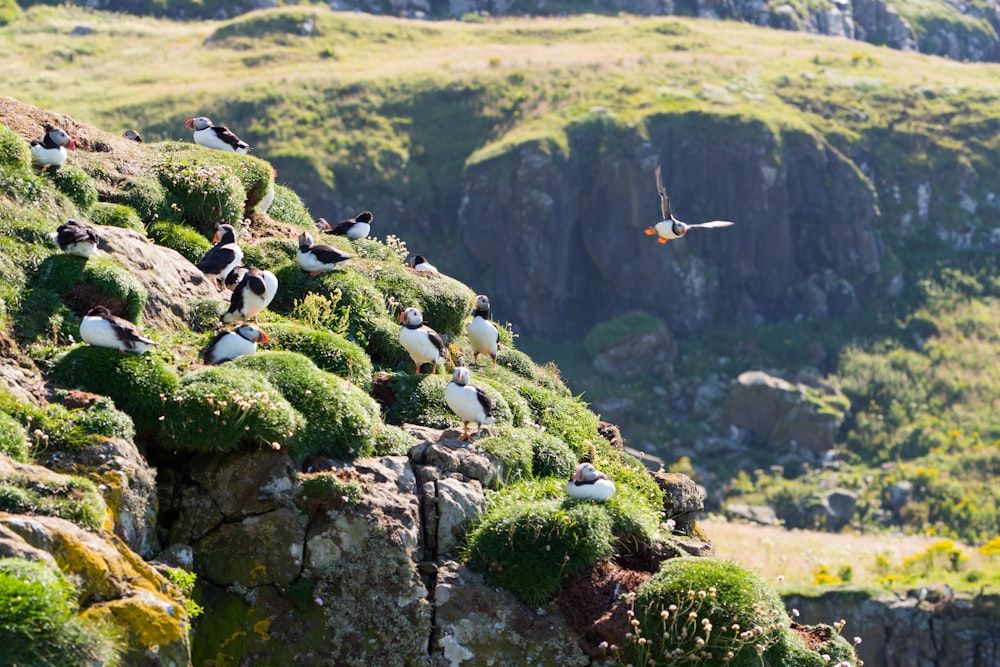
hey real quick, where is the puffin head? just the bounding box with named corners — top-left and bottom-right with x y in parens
top-left (451, 366), bottom-right (471, 386)
top-left (237, 324), bottom-right (269, 344)
top-left (48, 127), bottom-right (75, 150)
top-left (185, 117), bottom-right (212, 131)
top-left (411, 255), bottom-right (428, 268)
top-left (399, 307), bottom-right (423, 327)
top-left (671, 220), bottom-right (687, 237)
top-left (213, 223), bottom-right (238, 244)
top-left (298, 231), bottom-right (315, 249)
top-left (86, 305), bottom-right (112, 318)
top-left (474, 294), bottom-right (490, 310)
top-left (314, 218), bottom-right (332, 232)
top-left (570, 463), bottom-right (604, 484)
top-left (355, 210), bottom-right (374, 224)
top-left (122, 129), bottom-right (143, 142)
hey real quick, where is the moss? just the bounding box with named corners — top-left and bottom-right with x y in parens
top-left (118, 173), bottom-right (168, 222)
top-left (159, 365), bottom-right (302, 453)
top-left (516, 381), bottom-right (602, 457)
top-left (469, 424), bottom-right (535, 483)
top-left (464, 477), bottom-right (614, 606)
top-left (88, 202), bottom-right (145, 233)
top-left (264, 322), bottom-right (374, 391)
top-left (528, 428), bottom-right (578, 479)
top-left (0, 391), bottom-right (132, 452)
top-left (49, 346), bottom-right (180, 436)
top-left (629, 557), bottom-right (790, 667)
top-left (233, 351), bottom-right (382, 461)
top-left (45, 165), bottom-right (98, 214)
top-left (583, 311), bottom-right (665, 358)
top-left (188, 298), bottom-right (224, 333)
top-left (0, 122), bottom-right (31, 171)
top-left (298, 471), bottom-right (364, 508)
top-left (765, 625), bottom-right (859, 666)
top-left (146, 219), bottom-right (213, 264)
top-left (361, 313), bottom-right (411, 370)
top-left (373, 423), bottom-right (418, 456)
top-left (31, 254), bottom-right (147, 322)
top-left (241, 237), bottom-right (297, 270)
top-left (496, 348), bottom-right (535, 379)
top-left (0, 411), bottom-right (30, 462)
top-left (0, 470), bottom-right (107, 531)
top-left (154, 156), bottom-right (247, 234)
top-left (365, 262), bottom-right (475, 336)
top-left (266, 183), bottom-right (312, 227)
top-left (68, 396), bottom-right (136, 443)
top-left (0, 558), bottom-right (123, 667)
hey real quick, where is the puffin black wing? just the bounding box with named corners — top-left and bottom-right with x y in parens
top-left (199, 330), bottom-right (231, 361)
top-left (243, 269), bottom-right (269, 299)
top-left (420, 325), bottom-right (447, 356)
top-left (655, 165), bottom-right (673, 220)
top-left (475, 386), bottom-right (494, 418)
top-left (309, 243), bottom-right (356, 264)
top-left (56, 221), bottom-right (99, 248)
top-left (212, 125), bottom-right (250, 152)
top-left (196, 245), bottom-right (237, 275)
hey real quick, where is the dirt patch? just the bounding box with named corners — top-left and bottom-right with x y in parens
top-left (790, 621), bottom-right (834, 650)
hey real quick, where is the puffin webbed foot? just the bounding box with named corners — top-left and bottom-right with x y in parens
top-left (644, 228), bottom-right (657, 236)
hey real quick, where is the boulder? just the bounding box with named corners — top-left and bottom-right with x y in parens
top-left (590, 324), bottom-right (677, 376)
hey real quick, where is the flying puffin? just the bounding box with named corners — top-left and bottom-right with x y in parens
top-left (53, 220), bottom-right (100, 258)
top-left (398, 306), bottom-right (448, 375)
top-left (184, 116), bottom-right (250, 154)
top-left (122, 129), bottom-right (143, 142)
top-left (200, 324), bottom-right (268, 365)
top-left (410, 254), bottom-right (438, 275)
top-left (565, 463), bottom-right (616, 501)
top-left (221, 268), bottom-right (278, 324)
top-left (80, 306), bottom-right (156, 354)
top-left (644, 166), bottom-right (735, 244)
top-left (196, 224), bottom-right (243, 290)
top-left (445, 366), bottom-right (496, 441)
top-left (296, 231), bottom-right (356, 275)
top-left (316, 210), bottom-right (373, 240)
top-left (30, 125), bottom-right (75, 168)
top-left (467, 294), bottom-right (499, 368)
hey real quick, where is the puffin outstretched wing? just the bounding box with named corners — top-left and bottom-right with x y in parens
top-left (655, 165), bottom-right (672, 221)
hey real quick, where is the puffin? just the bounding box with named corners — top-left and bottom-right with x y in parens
top-left (445, 366), bottom-right (496, 441)
top-left (200, 324), bottom-right (268, 365)
top-left (296, 231), bottom-right (355, 275)
top-left (565, 463), bottom-right (616, 501)
top-left (410, 254), bottom-right (438, 275)
top-left (196, 224), bottom-right (243, 290)
top-left (398, 306), bottom-right (448, 375)
top-left (184, 116), bottom-right (250, 154)
top-left (30, 125), bottom-right (75, 168)
top-left (53, 220), bottom-right (100, 258)
top-left (221, 268), bottom-right (278, 324)
top-left (223, 266), bottom-right (248, 292)
top-left (644, 166), bottom-right (735, 244)
top-left (122, 129), bottom-right (143, 142)
top-left (467, 294), bottom-right (499, 368)
top-left (316, 210), bottom-right (373, 240)
top-left (80, 306), bottom-right (156, 354)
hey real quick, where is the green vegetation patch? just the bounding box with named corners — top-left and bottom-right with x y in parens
top-left (583, 311), bottom-right (665, 358)
top-left (49, 346), bottom-right (180, 436)
top-left (628, 557), bottom-right (790, 666)
top-left (31, 254), bottom-right (147, 322)
top-left (0, 391), bottom-right (135, 453)
top-left (88, 202), bottom-right (145, 233)
top-left (265, 183), bottom-right (312, 227)
top-left (0, 469), bottom-right (107, 531)
top-left (233, 351), bottom-right (382, 461)
top-left (516, 381), bottom-right (602, 457)
top-left (464, 477), bottom-right (614, 606)
top-left (0, 558), bottom-right (123, 667)
top-left (159, 365), bottom-right (302, 453)
top-left (0, 411), bottom-right (30, 462)
top-left (263, 322), bottom-right (374, 391)
top-left (45, 165), bottom-right (98, 214)
top-left (366, 262), bottom-right (476, 337)
top-left (146, 219), bottom-right (213, 265)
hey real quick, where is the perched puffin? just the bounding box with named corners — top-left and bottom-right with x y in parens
top-left (296, 231), bottom-right (355, 275)
top-left (398, 306), bottom-right (448, 375)
top-left (221, 268), bottom-right (278, 324)
top-left (410, 254), bottom-right (438, 275)
top-left (644, 166), bottom-right (735, 244)
top-left (184, 116), bottom-right (250, 154)
top-left (467, 294), bottom-right (499, 368)
top-left (566, 463), bottom-right (616, 501)
top-left (445, 366), bottom-right (496, 441)
top-left (30, 126), bottom-right (75, 168)
top-left (122, 129), bottom-right (143, 142)
top-left (80, 306), bottom-right (156, 354)
top-left (53, 220), bottom-right (100, 258)
top-left (316, 210), bottom-right (373, 240)
top-left (196, 224), bottom-right (243, 290)
top-left (200, 324), bottom-right (268, 365)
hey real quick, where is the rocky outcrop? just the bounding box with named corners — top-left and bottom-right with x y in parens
top-left (785, 590), bottom-right (1000, 667)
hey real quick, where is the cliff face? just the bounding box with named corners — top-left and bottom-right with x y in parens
top-left (454, 114), bottom-right (882, 339)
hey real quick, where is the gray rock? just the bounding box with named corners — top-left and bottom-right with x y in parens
top-left (435, 476), bottom-right (486, 556)
top-left (725, 503), bottom-right (780, 525)
top-left (591, 324), bottom-right (677, 376)
top-left (825, 488), bottom-right (858, 530)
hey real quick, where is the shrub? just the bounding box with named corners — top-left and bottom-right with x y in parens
top-left (0, 470), bottom-right (107, 531)
top-left (146, 219), bottom-right (213, 264)
top-left (263, 322), bottom-right (374, 391)
top-left (529, 430), bottom-right (579, 480)
top-left (49, 346), bottom-right (180, 435)
top-left (496, 348), bottom-right (535, 379)
top-left (628, 557), bottom-right (789, 667)
top-left (31, 254), bottom-right (147, 322)
top-left (88, 202), bottom-right (145, 233)
top-left (159, 365), bottom-right (302, 453)
top-left (233, 351), bottom-right (382, 461)
top-left (266, 183), bottom-right (312, 227)
top-left (584, 311), bottom-right (665, 358)
top-left (464, 477), bottom-right (615, 606)
top-left (0, 411), bottom-right (29, 462)
top-left (46, 165), bottom-right (98, 213)
top-left (0, 558), bottom-right (123, 667)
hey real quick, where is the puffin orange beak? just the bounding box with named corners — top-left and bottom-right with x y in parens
top-left (184, 118), bottom-right (195, 128)
top-left (398, 311), bottom-right (407, 322)
top-left (258, 331), bottom-right (269, 344)
top-left (67, 139), bottom-right (76, 150)
top-left (212, 230), bottom-right (221, 243)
